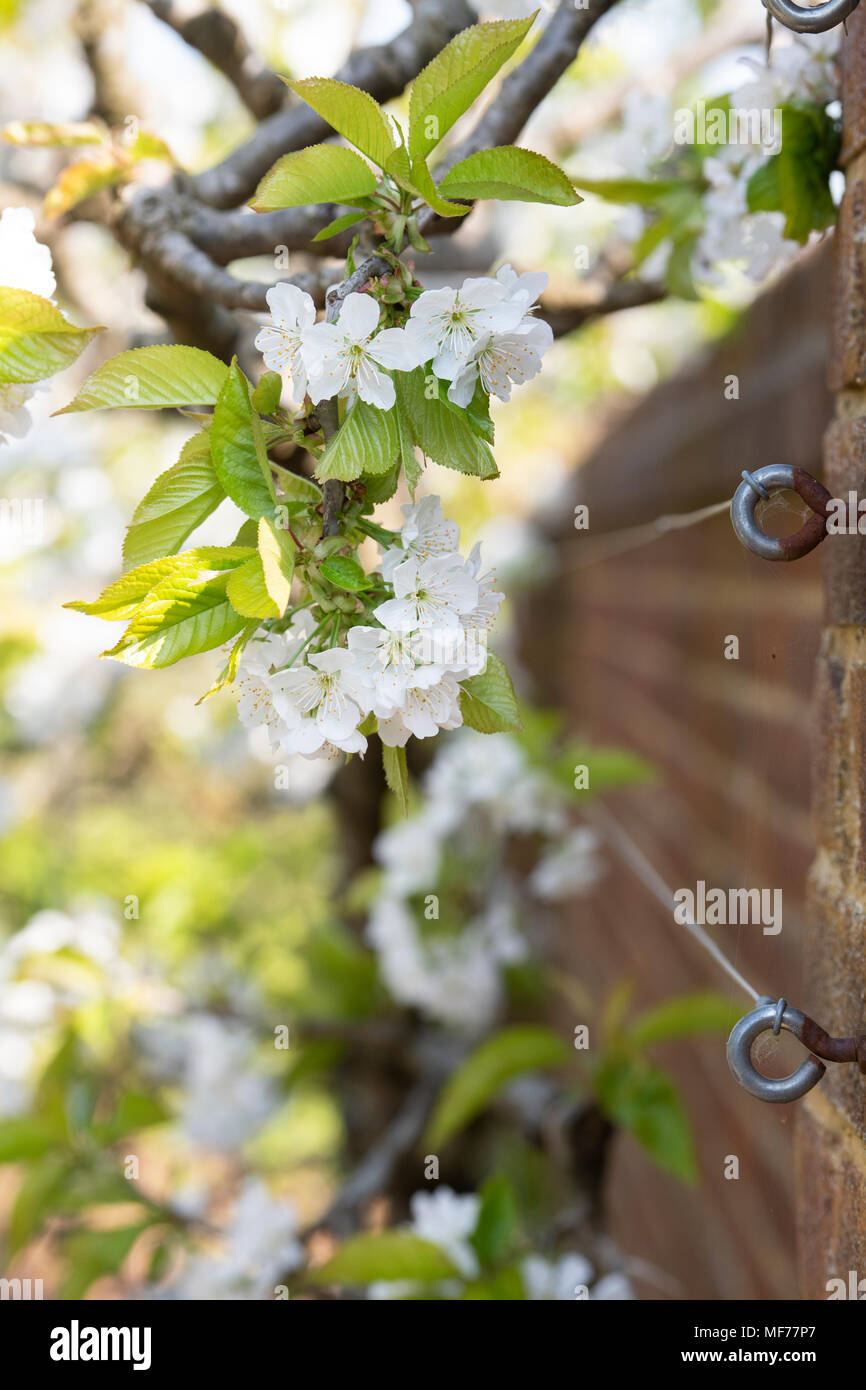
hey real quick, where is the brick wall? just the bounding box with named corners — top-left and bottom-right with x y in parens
top-left (520, 248), bottom-right (834, 1298)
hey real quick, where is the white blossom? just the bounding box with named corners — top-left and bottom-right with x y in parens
top-left (380, 495), bottom-right (461, 582)
top-left (0, 206), bottom-right (56, 298)
top-left (302, 291), bottom-right (419, 409)
top-left (271, 648), bottom-right (369, 756)
top-left (404, 276), bottom-right (525, 381)
top-left (376, 670), bottom-right (464, 747)
top-left (373, 554), bottom-right (478, 634)
top-left (171, 1179), bottom-right (303, 1299)
top-left (254, 282), bottom-right (316, 401)
top-left (522, 1252), bottom-right (594, 1300)
top-left (346, 623), bottom-right (446, 718)
top-left (374, 813), bottom-right (442, 897)
top-left (409, 1187), bottom-right (481, 1279)
top-left (0, 207), bottom-right (56, 445)
top-left (495, 261), bottom-right (548, 312)
top-left (447, 317), bottom-right (553, 407)
top-left (529, 827), bottom-right (605, 900)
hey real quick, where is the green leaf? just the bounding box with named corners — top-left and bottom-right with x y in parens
top-left (362, 461), bottom-right (401, 504)
top-left (226, 555), bottom-right (280, 619)
top-left (439, 145), bottom-right (580, 205)
top-left (43, 152), bottom-right (125, 217)
top-left (560, 743), bottom-right (655, 797)
top-left (394, 369), bottom-right (498, 479)
top-left (320, 554), bottom-right (371, 591)
top-left (745, 106), bottom-right (838, 244)
top-left (626, 992), bottom-right (739, 1050)
top-left (1, 119), bottom-right (104, 147)
top-left (276, 470), bottom-right (322, 508)
top-left (471, 1176), bottom-right (519, 1267)
top-left (8, 1156), bottom-right (68, 1253)
top-left (56, 344), bottom-right (228, 413)
top-left (65, 546), bottom-right (253, 620)
top-left (382, 742), bottom-right (409, 816)
top-left (0, 287), bottom-right (101, 384)
top-left (286, 78), bottom-right (400, 170)
top-left (211, 361), bottom-right (278, 519)
top-left (594, 1055), bottom-right (697, 1184)
top-left (251, 370), bottom-right (282, 414)
top-left (122, 429), bottom-right (225, 570)
top-left (0, 1116), bottom-right (60, 1162)
top-left (575, 176), bottom-right (691, 207)
top-left (406, 156), bottom-right (470, 218)
top-left (463, 1266), bottom-right (526, 1300)
top-left (197, 620), bottom-right (258, 702)
top-left (408, 14), bottom-right (537, 160)
top-left (312, 1231), bottom-right (459, 1285)
top-left (317, 398), bottom-right (398, 482)
top-left (252, 143), bottom-right (378, 211)
top-left (257, 515), bottom-right (296, 614)
top-left (426, 1025), bottom-right (568, 1148)
top-left (60, 1225), bottom-right (149, 1300)
top-left (312, 210), bottom-right (366, 242)
top-left (103, 571), bottom-right (248, 669)
top-left (460, 652), bottom-right (521, 734)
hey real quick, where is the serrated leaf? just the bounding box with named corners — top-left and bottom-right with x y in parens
top-left (320, 554), bottom-right (371, 591)
top-left (594, 1055), bottom-right (697, 1184)
top-left (626, 992), bottom-right (739, 1050)
top-left (226, 555), bottom-right (280, 619)
top-left (103, 571), bottom-right (248, 668)
top-left (197, 620), bottom-right (258, 703)
top-left (252, 143), bottom-right (378, 211)
top-left (460, 652), bottom-right (521, 733)
top-left (43, 152), bottom-right (125, 217)
top-left (426, 1026), bottom-right (568, 1148)
top-left (126, 130), bottom-right (174, 163)
top-left (251, 370), bottom-right (282, 414)
top-left (0, 287), bottom-right (101, 384)
top-left (286, 78), bottom-right (399, 170)
top-left (276, 470), bottom-right (321, 512)
top-left (312, 210), bottom-right (366, 242)
top-left (394, 369), bottom-right (498, 479)
top-left (408, 14), bottom-right (536, 160)
top-left (258, 515), bottom-right (295, 614)
top-left (745, 106), bottom-right (838, 245)
top-left (440, 145), bottom-right (580, 205)
top-left (363, 460), bottom-right (401, 504)
top-left (316, 398), bottom-right (398, 482)
top-left (211, 361), bottom-right (277, 519)
top-left (56, 344), bottom-right (228, 413)
top-left (312, 1231), bottom-right (459, 1285)
top-left (382, 742), bottom-right (409, 816)
top-left (65, 546), bottom-right (253, 621)
top-left (406, 155), bottom-right (470, 218)
top-left (122, 430), bottom-right (225, 570)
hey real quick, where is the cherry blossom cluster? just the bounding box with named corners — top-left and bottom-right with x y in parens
top-left (366, 729), bottom-right (604, 1032)
top-left (254, 264), bottom-right (553, 410)
top-left (235, 496), bottom-right (505, 757)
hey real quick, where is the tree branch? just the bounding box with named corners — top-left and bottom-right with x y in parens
top-left (140, 0), bottom-right (287, 120)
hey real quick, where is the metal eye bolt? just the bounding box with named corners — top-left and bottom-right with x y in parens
top-left (762, 0), bottom-right (860, 33)
top-left (730, 463), bottom-right (833, 561)
top-left (727, 998), bottom-right (826, 1103)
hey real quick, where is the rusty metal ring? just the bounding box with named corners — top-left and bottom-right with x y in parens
top-left (763, 0), bottom-right (860, 32)
top-left (727, 999), bottom-right (826, 1103)
top-left (730, 464), bottom-right (832, 561)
